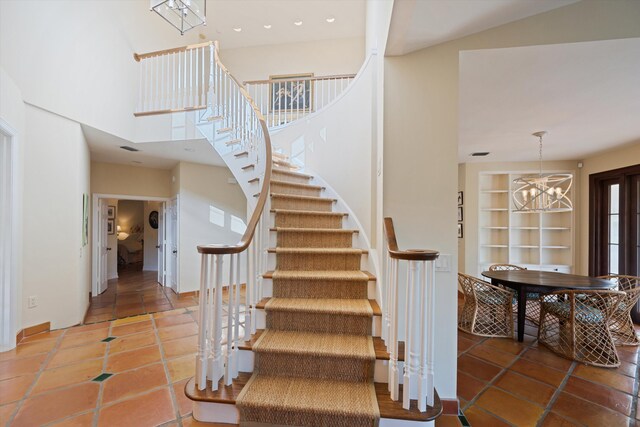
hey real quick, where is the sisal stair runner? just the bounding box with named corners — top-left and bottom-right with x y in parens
top-left (236, 166), bottom-right (380, 426)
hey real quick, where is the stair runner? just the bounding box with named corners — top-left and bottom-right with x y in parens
top-left (236, 167), bottom-right (380, 426)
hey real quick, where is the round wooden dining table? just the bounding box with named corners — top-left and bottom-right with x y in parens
top-left (481, 270), bottom-right (616, 342)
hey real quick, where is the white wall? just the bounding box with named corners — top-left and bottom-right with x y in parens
top-left (175, 162), bottom-right (247, 293)
top-left (0, 0), bottom-right (138, 142)
top-left (144, 201), bottom-right (161, 271)
top-left (220, 37), bottom-right (365, 85)
top-left (0, 68), bottom-right (25, 346)
top-left (22, 105), bottom-right (91, 330)
top-left (384, 0), bottom-right (640, 400)
top-left (271, 57), bottom-right (375, 245)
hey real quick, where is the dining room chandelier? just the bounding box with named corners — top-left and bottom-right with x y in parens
top-left (512, 131), bottom-right (573, 213)
top-left (150, 0), bottom-right (206, 35)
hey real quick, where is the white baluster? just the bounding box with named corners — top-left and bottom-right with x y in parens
top-left (224, 254), bottom-right (235, 385)
top-left (382, 251), bottom-right (389, 342)
top-left (418, 261), bottom-right (428, 411)
top-left (196, 254), bottom-right (209, 390)
top-left (389, 258), bottom-right (399, 400)
top-left (209, 255), bottom-right (223, 391)
top-left (244, 245), bottom-right (253, 340)
top-left (403, 261), bottom-right (415, 409)
top-left (232, 252), bottom-right (241, 377)
top-left (426, 260), bottom-right (435, 407)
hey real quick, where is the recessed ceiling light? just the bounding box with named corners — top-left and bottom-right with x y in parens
top-left (233, 27), bottom-right (242, 32)
top-left (326, 16), bottom-right (335, 23)
top-left (263, 24), bottom-right (272, 29)
top-left (131, 160), bottom-right (143, 164)
top-left (470, 152), bottom-right (490, 157)
top-left (294, 20), bottom-right (303, 26)
top-left (120, 146), bottom-right (139, 152)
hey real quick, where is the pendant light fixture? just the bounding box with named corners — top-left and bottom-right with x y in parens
top-left (150, 0), bottom-right (206, 35)
top-left (512, 131), bottom-right (573, 213)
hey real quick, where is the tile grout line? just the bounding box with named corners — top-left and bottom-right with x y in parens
top-left (5, 328), bottom-right (68, 425)
top-left (92, 320), bottom-right (114, 427)
top-left (534, 360), bottom-right (576, 427)
top-left (151, 314), bottom-right (184, 427)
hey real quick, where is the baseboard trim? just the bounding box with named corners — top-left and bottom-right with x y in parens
top-left (441, 398), bottom-right (459, 415)
top-left (16, 321), bottom-right (51, 343)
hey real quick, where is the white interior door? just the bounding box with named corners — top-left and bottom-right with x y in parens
top-left (167, 197), bottom-right (179, 293)
top-left (97, 199), bottom-right (109, 294)
top-left (157, 202), bottom-right (165, 285)
top-left (0, 128), bottom-right (15, 351)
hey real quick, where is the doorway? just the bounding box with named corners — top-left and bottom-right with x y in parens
top-left (0, 121), bottom-right (18, 351)
top-left (590, 164), bottom-right (640, 319)
top-left (88, 194), bottom-right (182, 322)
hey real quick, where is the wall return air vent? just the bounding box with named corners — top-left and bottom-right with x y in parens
top-left (120, 146), bottom-right (140, 152)
top-left (471, 152), bottom-right (490, 157)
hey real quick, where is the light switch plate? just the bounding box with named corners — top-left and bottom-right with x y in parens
top-left (435, 254), bottom-right (451, 272)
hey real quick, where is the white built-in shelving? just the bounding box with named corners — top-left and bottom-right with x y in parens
top-left (477, 172), bottom-right (574, 276)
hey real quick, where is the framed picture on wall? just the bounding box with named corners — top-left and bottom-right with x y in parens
top-left (457, 206), bottom-right (463, 222)
top-left (107, 219), bottom-right (115, 235)
top-left (458, 223), bottom-right (463, 238)
top-left (270, 73), bottom-right (314, 112)
top-left (107, 205), bottom-right (115, 219)
top-left (458, 191), bottom-right (463, 206)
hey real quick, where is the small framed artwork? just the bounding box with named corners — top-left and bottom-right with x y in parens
top-left (107, 219), bottom-right (115, 235)
top-left (457, 191), bottom-right (463, 206)
top-left (270, 73), bottom-right (314, 112)
top-left (458, 223), bottom-right (463, 238)
top-left (107, 205), bottom-right (116, 219)
top-left (457, 206), bottom-right (463, 222)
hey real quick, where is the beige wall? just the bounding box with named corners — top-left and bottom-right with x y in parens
top-left (91, 162), bottom-right (172, 198)
top-left (175, 162), bottom-right (247, 293)
top-left (384, 0), bottom-right (640, 400)
top-left (579, 140), bottom-right (640, 275)
top-left (22, 105), bottom-right (91, 330)
top-left (220, 37), bottom-right (365, 84)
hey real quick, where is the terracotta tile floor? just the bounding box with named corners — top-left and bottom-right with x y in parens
top-left (2, 297), bottom-right (640, 426)
top-left (1, 308), bottom-right (205, 426)
top-left (436, 299), bottom-right (640, 427)
top-left (84, 264), bottom-right (199, 324)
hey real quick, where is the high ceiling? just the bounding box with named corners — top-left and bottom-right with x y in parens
top-left (458, 37), bottom-right (640, 163)
top-left (386, 0), bottom-right (578, 56)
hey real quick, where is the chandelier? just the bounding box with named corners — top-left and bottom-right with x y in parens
top-left (150, 0), bottom-right (206, 35)
top-left (512, 131), bottom-right (573, 213)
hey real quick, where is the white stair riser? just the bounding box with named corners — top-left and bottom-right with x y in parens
top-left (261, 277), bottom-right (377, 300)
top-left (255, 308), bottom-right (381, 337)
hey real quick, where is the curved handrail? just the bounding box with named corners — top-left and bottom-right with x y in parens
top-left (384, 217), bottom-right (439, 261)
top-left (133, 41), bottom-right (213, 62)
top-left (197, 42), bottom-right (272, 255)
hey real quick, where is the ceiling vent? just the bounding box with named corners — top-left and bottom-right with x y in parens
top-left (471, 152), bottom-right (490, 157)
top-left (120, 146), bottom-right (140, 152)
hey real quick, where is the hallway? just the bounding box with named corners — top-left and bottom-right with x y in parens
top-left (84, 264), bottom-right (198, 324)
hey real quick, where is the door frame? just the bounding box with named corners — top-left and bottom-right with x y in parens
top-left (91, 193), bottom-right (171, 297)
top-left (0, 118), bottom-right (21, 351)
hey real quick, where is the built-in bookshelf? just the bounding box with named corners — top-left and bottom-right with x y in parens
top-left (478, 172), bottom-right (574, 276)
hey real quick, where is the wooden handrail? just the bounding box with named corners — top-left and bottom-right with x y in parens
top-left (384, 217), bottom-right (439, 261)
top-left (133, 41), bottom-right (214, 62)
top-left (243, 73), bottom-right (356, 86)
top-left (197, 41), bottom-right (272, 255)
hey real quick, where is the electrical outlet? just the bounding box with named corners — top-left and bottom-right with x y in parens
top-left (28, 296), bottom-right (37, 308)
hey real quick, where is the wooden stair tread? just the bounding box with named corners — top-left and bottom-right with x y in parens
top-left (269, 227), bottom-right (357, 233)
top-left (234, 151), bottom-right (248, 158)
top-left (262, 270), bottom-right (375, 281)
top-left (241, 164), bottom-right (255, 170)
top-left (270, 209), bottom-right (347, 217)
top-left (373, 337), bottom-right (405, 362)
top-left (256, 297), bottom-right (380, 315)
top-left (248, 177), bottom-right (259, 184)
top-left (185, 376), bottom-right (441, 421)
top-left (272, 169), bottom-right (313, 180)
top-left (270, 179), bottom-right (324, 190)
top-left (270, 193), bottom-right (336, 202)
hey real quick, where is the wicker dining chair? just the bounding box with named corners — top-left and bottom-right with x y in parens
top-left (598, 275), bottom-right (640, 346)
top-left (458, 273), bottom-right (515, 338)
top-left (488, 264), bottom-right (541, 325)
top-left (538, 289), bottom-right (625, 367)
